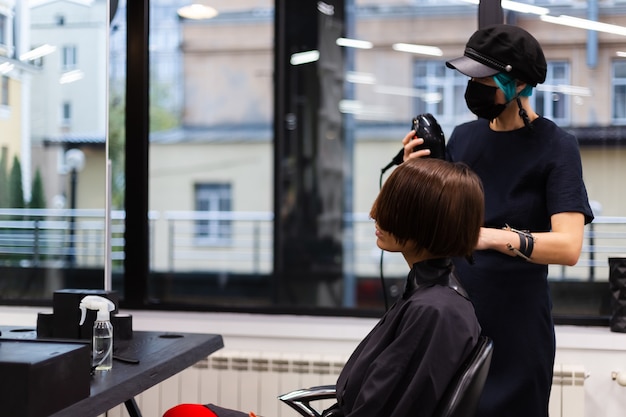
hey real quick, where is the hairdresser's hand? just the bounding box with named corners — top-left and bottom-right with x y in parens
top-left (402, 130), bottom-right (431, 161)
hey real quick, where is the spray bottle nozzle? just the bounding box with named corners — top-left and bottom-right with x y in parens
top-left (79, 295), bottom-right (115, 324)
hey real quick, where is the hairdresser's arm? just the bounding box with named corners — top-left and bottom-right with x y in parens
top-left (477, 212), bottom-right (586, 266)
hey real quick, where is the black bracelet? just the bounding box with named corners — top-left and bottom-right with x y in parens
top-left (524, 233), bottom-right (534, 259)
top-left (504, 224), bottom-right (535, 261)
top-left (518, 232), bottom-right (527, 256)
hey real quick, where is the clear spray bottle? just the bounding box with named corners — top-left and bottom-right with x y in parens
top-left (79, 295), bottom-right (115, 371)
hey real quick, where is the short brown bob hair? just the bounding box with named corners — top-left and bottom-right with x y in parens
top-left (370, 158), bottom-right (484, 258)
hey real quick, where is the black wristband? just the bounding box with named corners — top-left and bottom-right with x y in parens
top-left (523, 233), bottom-right (534, 259)
top-left (518, 233), bottom-right (527, 256)
top-left (504, 224), bottom-right (535, 261)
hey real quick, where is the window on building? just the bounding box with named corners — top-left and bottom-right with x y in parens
top-left (194, 183), bottom-right (232, 243)
top-left (62, 45), bottom-right (77, 70)
top-left (0, 14), bottom-right (6, 47)
top-left (534, 61), bottom-right (570, 125)
top-left (412, 60), bottom-right (473, 127)
top-left (1, 76), bottom-right (8, 106)
top-left (613, 60), bottom-right (626, 124)
top-left (61, 101), bottom-right (71, 125)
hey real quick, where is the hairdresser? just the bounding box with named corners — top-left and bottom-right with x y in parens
top-left (403, 24), bottom-right (594, 417)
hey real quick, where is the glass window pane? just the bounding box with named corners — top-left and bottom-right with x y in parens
top-left (0, 0), bottom-right (611, 321)
top-left (0, 0), bottom-right (108, 300)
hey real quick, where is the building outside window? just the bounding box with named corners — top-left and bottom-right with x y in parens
top-left (412, 60), bottom-right (474, 129)
top-left (0, 14), bottom-right (6, 48)
top-left (1, 75), bottom-right (7, 106)
top-left (61, 101), bottom-right (71, 126)
top-left (62, 44), bottom-right (77, 70)
top-left (534, 61), bottom-right (570, 125)
top-left (613, 60), bottom-right (626, 124)
top-left (194, 183), bottom-right (232, 243)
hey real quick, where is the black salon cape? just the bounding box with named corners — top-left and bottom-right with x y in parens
top-left (335, 259), bottom-right (481, 417)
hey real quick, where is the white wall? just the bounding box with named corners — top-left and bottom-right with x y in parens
top-left (3, 306), bottom-right (626, 417)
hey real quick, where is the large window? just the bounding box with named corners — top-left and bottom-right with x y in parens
top-left (3, 1), bottom-right (626, 324)
top-left (0, 0), bottom-right (107, 298)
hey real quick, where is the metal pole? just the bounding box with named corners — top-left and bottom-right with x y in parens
top-left (68, 168), bottom-right (77, 266)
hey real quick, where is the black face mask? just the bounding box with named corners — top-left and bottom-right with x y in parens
top-left (464, 80), bottom-right (506, 120)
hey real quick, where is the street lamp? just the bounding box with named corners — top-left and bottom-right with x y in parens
top-left (66, 148), bottom-right (85, 266)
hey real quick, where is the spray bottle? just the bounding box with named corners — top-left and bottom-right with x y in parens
top-left (79, 295), bottom-right (115, 371)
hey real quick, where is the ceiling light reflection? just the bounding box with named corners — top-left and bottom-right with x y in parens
top-left (0, 62), bottom-right (14, 74)
top-left (339, 100), bottom-right (393, 119)
top-left (60, 69), bottom-right (84, 84)
top-left (374, 85), bottom-right (442, 103)
top-left (501, 1), bottom-right (549, 15)
top-left (290, 50), bottom-right (320, 65)
top-left (458, 0), bottom-right (549, 15)
top-left (336, 38), bottom-right (373, 49)
top-left (20, 44), bottom-right (57, 61)
top-left (540, 15), bottom-right (626, 36)
top-left (177, 4), bottom-right (218, 20)
top-left (345, 71), bottom-right (376, 84)
top-left (537, 84), bottom-right (592, 97)
top-left (392, 43), bottom-right (443, 56)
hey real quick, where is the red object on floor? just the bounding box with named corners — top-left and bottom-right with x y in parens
top-left (163, 404), bottom-right (218, 417)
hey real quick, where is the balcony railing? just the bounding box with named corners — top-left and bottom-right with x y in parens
top-left (0, 209), bottom-right (624, 282)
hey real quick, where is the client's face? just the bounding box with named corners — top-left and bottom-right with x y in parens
top-left (374, 223), bottom-right (408, 253)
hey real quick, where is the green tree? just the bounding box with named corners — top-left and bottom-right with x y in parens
top-left (150, 82), bottom-right (179, 132)
top-left (29, 168), bottom-right (46, 209)
top-left (108, 80), bottom-right (179, 210)
top-left (9, 156), bottom-right (24, 209)
top-left (109, 91), bottom-right (126, 209)
top-left (0, 148), bottom-right (9, 208)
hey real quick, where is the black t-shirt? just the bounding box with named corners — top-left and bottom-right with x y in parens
top-left (446, 117), bottom-right (594, 417)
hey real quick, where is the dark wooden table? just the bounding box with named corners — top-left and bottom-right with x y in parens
top-left (0, 325), bottom-right (224, 417)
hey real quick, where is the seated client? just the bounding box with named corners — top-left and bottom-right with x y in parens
top-left (164, 157), bottom-right (485, 417)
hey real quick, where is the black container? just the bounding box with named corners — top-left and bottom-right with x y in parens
top-left (609, 257), bottom-right (626, 332)
top-left (0, 340), bottom-right (90, 417)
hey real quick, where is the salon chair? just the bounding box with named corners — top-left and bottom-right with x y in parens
top-left (278, 336), bottom-right (493, 417)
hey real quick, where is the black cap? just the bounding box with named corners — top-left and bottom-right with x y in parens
top-left (446, 24), bottom-right (547, 86)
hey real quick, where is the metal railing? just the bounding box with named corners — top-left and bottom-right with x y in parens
top-left (0, 209), bottom-right (624, 282)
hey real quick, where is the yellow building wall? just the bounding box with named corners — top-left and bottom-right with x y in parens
top-left (0, 76), bottom-right (23, 167)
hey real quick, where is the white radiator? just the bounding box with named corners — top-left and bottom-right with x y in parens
top-left (103, 352), bottom-right (586, 417)
top-left (550, 363), bottom-right (586, 417)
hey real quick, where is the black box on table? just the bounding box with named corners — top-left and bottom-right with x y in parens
top-left (0, 340), bottom-right (90, 417)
